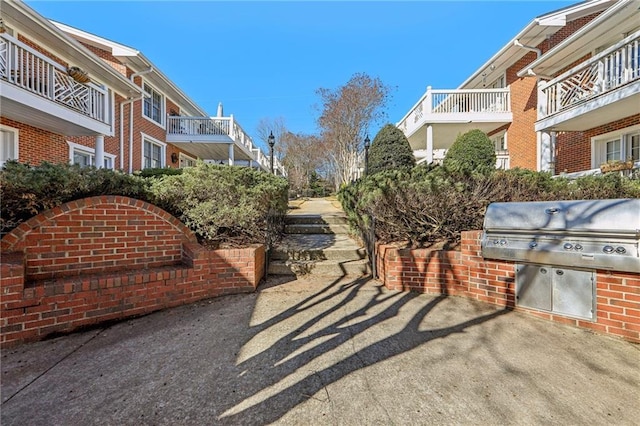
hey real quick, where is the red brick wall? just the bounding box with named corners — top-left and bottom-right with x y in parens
top-left (0, 196), bottom-right (265, 347)
top-left (502, 11), bottom-right (603, 172)
top-left (505, 51), bottom-right (539, 170)
top-left (555, 114), bottom-right (640, 173)
top-left (377, 231), bottom-right (640, 343)
top-left (0, 117), bottom-right (68, 165)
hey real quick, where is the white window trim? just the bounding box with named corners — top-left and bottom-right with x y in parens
top-left (141, 133), bottom-right (166, 169)
top-left (591, 124), bottom-right (640, 168)
top-left (141, 79), bottom-right (165, 129)
top-left (491, 130), bottom-right (508, 153)
top-left (66, 141), bottom-right (116, 169)
top-left (0, 124), bottom-right (19, 167)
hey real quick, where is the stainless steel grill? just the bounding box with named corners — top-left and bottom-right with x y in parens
top-left (481, 198), bottom-right (640, 274)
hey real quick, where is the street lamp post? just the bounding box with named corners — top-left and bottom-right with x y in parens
top-left (364, 135), bottom-right (370, 177)
top-left (268, 131), bottom-right (275, 174)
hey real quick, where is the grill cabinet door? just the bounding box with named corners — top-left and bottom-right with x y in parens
top-left (552, 268), bottom-right (594, 320)
top-left (516, 264), bottom-right (552, 311)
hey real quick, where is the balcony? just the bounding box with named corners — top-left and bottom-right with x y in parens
top-left (166, 116), bottom-right (285, 175)
top-left (0, 33), bottom-right (110, 136)
top-left (536, 31), bottom-right (640, 132)
top-left (397, 87), bottom-right (512, 152)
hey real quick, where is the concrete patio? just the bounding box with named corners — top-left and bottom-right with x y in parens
top-left (2, 273), bottom-right (639, 425)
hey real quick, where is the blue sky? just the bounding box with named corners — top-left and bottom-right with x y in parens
top-left (28, 0), bottom-right (574, 150)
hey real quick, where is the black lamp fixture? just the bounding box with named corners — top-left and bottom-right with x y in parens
top-left (171, 152), bottom-right (179, 164)
top-left (364, 135), bottom-right (371, 176)
top-left (268, 131), bottom-right (275, 174)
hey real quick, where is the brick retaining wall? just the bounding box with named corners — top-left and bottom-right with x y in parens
top-left (0, 196), bottom-right (265, 347)
top-left (377, 231), bottom-right (640, 343)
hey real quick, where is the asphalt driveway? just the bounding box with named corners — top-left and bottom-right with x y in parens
top-left (2, 275), bottom-right (639, 425)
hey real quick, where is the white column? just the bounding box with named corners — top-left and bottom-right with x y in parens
top-left (426, 124), bottom-right (433, 164)
top-left (95, 135), bottom-right (105, 168)
top-left (228, 143), bottom-right (234, 166)
top-left (249, 159), bottom-right (253, 168)
top-left (538, 131), bottom-right (556, 173)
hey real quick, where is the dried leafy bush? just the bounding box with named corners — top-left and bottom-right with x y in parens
top-left (339, 165), bottom-right (640, 248)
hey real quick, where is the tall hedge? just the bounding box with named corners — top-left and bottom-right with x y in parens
top-left (367, 124), bottom-right (416, 174)
top-left (443, 129), bottom-right (496, 175)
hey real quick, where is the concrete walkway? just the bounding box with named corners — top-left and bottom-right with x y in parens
top-left (2, 199), bottom-right (639, 425)
top-left (3, 278), bottom-right (639, 425)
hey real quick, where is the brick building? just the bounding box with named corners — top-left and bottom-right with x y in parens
top-left (0, 1), bottom-right (284, 175)
top-left (397, 0), bottom-right (639, 176)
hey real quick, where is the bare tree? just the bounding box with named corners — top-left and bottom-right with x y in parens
top-left (279, 132), bottom-right (326, 195)
top-left (256, 117), bottom-right (287, 160)
top-left (316, 73), bottom-right (391, 189)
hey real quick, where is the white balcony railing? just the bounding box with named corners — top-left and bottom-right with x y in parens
top-left (540, 31), bottom-right (640, 118)
top-left (398, 87), bottom-right (511, 135)
top-left (166, 115), bottom-right (285, 174)
top-left (0, 33), bottom-right (109, 124)
top-left (496, 152), bottom-right (510, 170)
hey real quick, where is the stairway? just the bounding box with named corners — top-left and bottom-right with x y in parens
top-left (268, 210), bottom-right (370, 278)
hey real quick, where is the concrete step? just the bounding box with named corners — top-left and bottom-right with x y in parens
top-left (268, 259), bottom-right (371, 277)
top-left (284, 223), bottom-right (351, 235)
top-left (271, 246), bottom-right (366, 262)
top-left (285, 214), bottom-right (348, 225)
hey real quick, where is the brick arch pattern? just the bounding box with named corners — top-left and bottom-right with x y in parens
top-left (1, 196), bottom-right (197, 281)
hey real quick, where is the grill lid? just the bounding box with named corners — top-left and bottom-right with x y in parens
top-left (483, 198), bottom-right (640, 236)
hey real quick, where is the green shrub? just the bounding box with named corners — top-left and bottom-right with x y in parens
top-left (135, 167), bottom-right (183, 178)
top-left (443, 129), bottom-right (496, 175)
top-left (0, 161), bottom-right (150, 235)
top-left (149, 162), bottom-right (288, 247)
top-left (367, 124), bottom-right (415, 175)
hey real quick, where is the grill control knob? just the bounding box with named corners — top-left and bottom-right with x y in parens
top-left (616, 246), bottom-right (626, 254)
top-left (574, 244), bottom-right (583, 251)
top-left (499, 239), bottom-right (507, 246)
top-left (563, 243), bottom-right (573, 250)
top-left (493, 240), bottom-right (500, 245)
top-left (603, 245), bottom-right (614, 254)
top-left (529, 242), bottom-right (538, 249)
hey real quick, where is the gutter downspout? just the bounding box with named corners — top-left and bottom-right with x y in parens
top-left (128, 67), bottom-right (153, 173)
top-left (119, 94), bottom-right (144, 170)
top-left (513, 39), bottom-right (542, 58)
top-left (514, 40), bottom-right (556, 174)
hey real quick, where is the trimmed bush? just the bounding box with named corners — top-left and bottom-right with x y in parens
top-left (443, 129), bottom-right (496, 175)
top-left (1, 161), bottom-right (289, 247)
top-left (149, 162), bottom-right (288, 247)
top-left (367, 124), bottom-right (415, 175)
top-left (0, 161), bottom-right (150, 235)
top-left (135, 167), bottom-right (183, 178)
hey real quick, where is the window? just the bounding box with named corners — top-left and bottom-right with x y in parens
top-left (68, 142), bottom-right (115, 169)
top-left (0, 126), bottom-right (19, 168)
top-left (605, 139), bottom-right (621, 162)
top-left (593, 127), bottom-right (640, 167)
top-left (142, 136), bottom-right (166, 169)
top-left (490, 74), bottom-right (505, 89)
top-left (491, 131), bottom-right (507, 152)
top-left (179, 153), bottom-right (196, 168)
top-left (630, 134), bottom-right (640, 161)
top-left (143, 82), bottom-right (164, 125)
